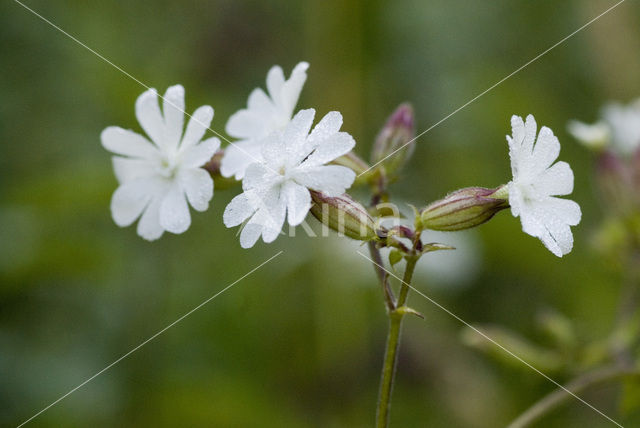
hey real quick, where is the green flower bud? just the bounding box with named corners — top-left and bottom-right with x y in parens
top-left (418, 186), bottom-right (508, 231)
top-left (371, 103), bottom-right (415, 177)
top-left (309, 191), bottom-right (379, 241)
top-left (331, 151), bottom-right (370, 176)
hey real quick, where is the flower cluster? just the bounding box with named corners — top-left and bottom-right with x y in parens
top-left (101, 62), bottom-right (582, 257)
top-left (102, 63), bottom-right (356, 247)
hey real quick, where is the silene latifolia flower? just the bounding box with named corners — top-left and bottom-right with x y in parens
top-left (506, 115), bottom-right (582, 257)
top-left (223, 108), bottom-right (356, 248)
top-left (568, 98), bottom-right (640, 155)
top-left (101, 85), bottom-right (219, 240)
top-left (221, 62), bottom-right (309, 180)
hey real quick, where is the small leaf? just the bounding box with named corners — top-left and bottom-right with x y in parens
top-left (396, 306), bottom-right (425, 319)
top-left (422, 242), bottom-right (456, 253)
top-left (389, 249), bottom-right (403, 268)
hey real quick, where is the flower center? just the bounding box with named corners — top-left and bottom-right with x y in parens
top-left (517, 180), bottom-right (542, 203)
top-left (156, 156), bottom-right (178, 179)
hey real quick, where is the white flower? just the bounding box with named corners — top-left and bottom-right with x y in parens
top-left (568, 98), bottom-right (640, 155)
top-left (223, 108), bottom-right (356, 248)
top-left (566, 120), bottom-right (610, 150)
top-left (506, 115), bottom-right (581, 257)
top-left (101, 85), bottom-right (220, 240)
top-left (220, 62), bottom-right (309, 180)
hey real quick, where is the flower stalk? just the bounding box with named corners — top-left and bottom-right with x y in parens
top-left (376, 254), bottom-right (418, 428)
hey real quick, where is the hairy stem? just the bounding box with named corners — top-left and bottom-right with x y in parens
top-left (507, 366), bottom-right (640, 428)
top-left (376, 256), bottom-right (418, 428)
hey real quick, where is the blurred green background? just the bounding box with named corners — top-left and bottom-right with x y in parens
top-left (1, 0), bottom-right (639, 426)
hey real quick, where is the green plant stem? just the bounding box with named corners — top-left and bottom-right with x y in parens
top-left (507, 366), bottom-right (640, 428)
top-left (368, 241), bottom-right (396, 310)
top-left (376, 256), bottom-right (418, 428)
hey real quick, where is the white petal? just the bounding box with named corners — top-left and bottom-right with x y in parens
top-left (518, 204), bottom-right (544, 240)
top-left (292, 165), bottom-right (355, 196)
top-left (540, 218), bottom-right (573, 257)
top-left (261, 132), bottom-right (289, 166)
top-left (110, 180), bottom-right (155, 227)
top-left (181, 137), bottom-right (220, 168)
top-left (518, 206), bottom-right (563, 257)
top-left (523, 115), bottom-right (537, 155)
top-left (181, 105), bottom-right (214, 151)
top-left (507, 181), bottom-right (524, 218)
top-left (302, 132), bottom-right (355, 167)
top-left (162, 85), bottom-right (185, 152)
top-left (567, 120), bottom-right (610, 149)
top-left (247, 88), bottom-right (277, 119)
top-left (602, 102), bottom-right (640, 154)
top-left (239, 222), bottom-right (263, 249)
top-left (261, 200), bottom-right (286, 243)
top-left (112, 157), bottom-right (156, 184)
top-left (159, 183), bottom-right (191, 234)
top-left (307, 111), bottom-right (343, 145)
top-left (235, 185), bottom-right (286, 247)
top-left (242, 162), bottom-right (273, 191)
top-left (538, 223), bottom-right (565, 257)
top-left (539, 196), bottom-right (582, 227)
top-left (179, 168), bottom-right (213, 212)
top-left (266, 65), bottom-right (286, 104)
top-left (137, 197), bottom-right (164, 241)
top-left (518, 197), bottom-right (579, 257)
top-left (226, 108), bottom-right (269, 140)
top-left (282, 109), bottom-right (315, 151)
top-left (135, 88), bottom-right (166, 148)
top-left (224, 193), bottom-right (256, 227)
top-left (101, 127), bottom-right (159, 159)
top-left (533, 161), bottom-right (574, 196)
top-left (255, 186), bottom-right (287, 243)
top-left (220, 140), bottom-right (263, 179)
top-left (264, 109), bottom-right (315, 166)
top-left (509, 115), bottom-right (536, 155)
top-left (279, 61), bottom-right (309, 117)
top-left (530, 126), bottom-right (560, 174)
top-left (508, 115), bottom-right (537, 178)
top-left (283, 181), bottom-right (311, 226)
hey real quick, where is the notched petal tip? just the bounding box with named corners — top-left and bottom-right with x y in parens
top-left (135, 88), bottom-right (159, 112)
top-left (293, 61), bottom-right (310, 73)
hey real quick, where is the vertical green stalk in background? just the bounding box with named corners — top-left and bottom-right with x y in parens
top-left (376, 256), bottom-right (418, 428)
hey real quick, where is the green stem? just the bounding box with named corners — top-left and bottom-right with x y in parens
top-left (507, 366), bottom-right (640, 428)
top-left (368, 241), bottom-right (396, 310)
top-left (376, 256), bottom-right (418, 428)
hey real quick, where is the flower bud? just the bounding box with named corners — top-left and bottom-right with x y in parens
top-left (331, 151), bottom-right (370, 176)
top-left (371, 103), bottom-right (415, 177)
top-left (418, 187), bottom-right (508, 231)
top-left (203, 149), bottom-right (237, 189)
top-left (309, 191), bottom-right (379, 241)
